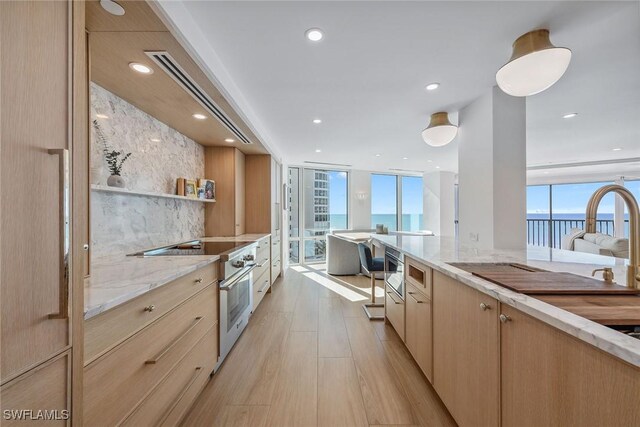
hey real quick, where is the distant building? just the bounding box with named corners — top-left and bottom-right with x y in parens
top-left (303, 169), bottom-right (330, 260)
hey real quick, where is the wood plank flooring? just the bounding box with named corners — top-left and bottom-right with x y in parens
top-left (182, 265), bottom-right (455, 427)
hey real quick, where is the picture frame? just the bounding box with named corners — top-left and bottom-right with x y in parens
top-left (198, 178), bottom-right (216, 200)
top-left (185, 179), bottom-right (197, 198)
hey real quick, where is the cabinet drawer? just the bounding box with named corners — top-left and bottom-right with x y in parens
top-left (405, 257), bottom-right (432, 299)
top-left (256, 236), bottom-right (271, 256)
top-left (271, 239), bottom-right (281, 259)
top-left (253, 252), bottom-right (271, 282)
top-left (253, 269), bottom-right (271, 312)
top-left (84, 285), bottom-right (217, 427)
top-left (1, 351), bottom-right (70, 426)
top-left (85, 262), bottom-right (218, 363)
top-left (121, 325), bottom-right (217, 427)
top-left (271, 257), bottom-right (281, 284)
top-left (385, 284), bottom-right (405, 341)
top-left (405, 283), bottom-right (433, 382)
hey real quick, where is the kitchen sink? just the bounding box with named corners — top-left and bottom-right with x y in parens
top-left (606, 325), bottom-right (640, 340)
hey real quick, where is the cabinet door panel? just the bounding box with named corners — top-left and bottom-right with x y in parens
top-left (501, 305), bottom-right (640, 427)
top-left (405, 283), bottom-right (432, 382)
top-left (1, 0), bottom-right (71, 383)
top-left (432, 272), bottom-right (499, 427)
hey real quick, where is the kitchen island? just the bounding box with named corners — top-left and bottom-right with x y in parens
top-left (373, 234), bottom-right (640, 427)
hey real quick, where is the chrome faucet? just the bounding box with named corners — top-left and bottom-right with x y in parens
top-left (585, 184), bottom-right (640, 288)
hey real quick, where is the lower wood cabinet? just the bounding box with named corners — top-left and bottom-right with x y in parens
top-left (84, 264), bottom-right (219, 427)
top-left (0, 351), bottom-right (70, 426)
top-left (405, 283), bottom-right (433, 382)
top-left (500, 304), bottom-right (640, 427)
top-left (432, 271), bottom-right (499, 427)
top-left (385, 284), bottom-right (405, 341)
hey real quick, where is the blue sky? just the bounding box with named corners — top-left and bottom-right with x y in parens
top-left (370, 174), bottom-right (423, 214)
top-left (527, 181), bottom-right (625, 215)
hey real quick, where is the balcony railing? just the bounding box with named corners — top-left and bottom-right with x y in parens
top-left (526, 218), bottom-right (628, 249)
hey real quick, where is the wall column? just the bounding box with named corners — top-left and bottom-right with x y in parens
top-left (423, 171), bottom-right (456, 236)
top-left (458, 86), bottom-right (526, 250)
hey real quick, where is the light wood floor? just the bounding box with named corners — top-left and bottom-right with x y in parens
top-left (182, 265), bottom-right (455, 427)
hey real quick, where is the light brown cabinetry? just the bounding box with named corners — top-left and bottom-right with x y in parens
top-left (432, 271), bottom-right (499, 427)
top-left (84, 263), bottom-right (219, 426)
top-left (405, 282), bottom-right (433, 382)
top-left (500, 304), bottom-right (640, 427)
top-left (385, 285), bottom-right (405, 341)
top-left (1, 0), bottom-right (87, 423)
top-left (0, 351), bottom-right (71, 426)
top-left (204, 147), bottom-right (245, 236)
top-left (244, 155), bottom-right (282, 284)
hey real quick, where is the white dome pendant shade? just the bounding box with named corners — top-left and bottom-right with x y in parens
top-left (421, 112), bottom-right (458, 147)
top-left (496, 29), bottom-right (571, 97)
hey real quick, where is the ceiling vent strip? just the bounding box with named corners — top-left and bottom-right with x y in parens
top-left (304, 161), bottom-right (353, 167)
top-left (146, 51), bottom-right (252, 145)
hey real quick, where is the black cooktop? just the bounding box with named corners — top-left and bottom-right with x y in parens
top-left (129, 240), bottom-right (253, 257)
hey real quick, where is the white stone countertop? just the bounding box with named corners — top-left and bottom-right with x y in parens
top-left (372, 234), bottom-right (640, 368)
top-left (84, 234), bottom-right (271, 320)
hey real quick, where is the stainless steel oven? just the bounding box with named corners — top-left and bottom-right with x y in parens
top-left (217, 262), bottom-right (255, 371)
top-left (384, 246), bottom-right (404, 299)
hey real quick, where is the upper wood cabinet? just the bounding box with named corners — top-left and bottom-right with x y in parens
top-left (204, 147), bottom-right (245, 236)
top-left (432, 271), bottom-right (499, 427)
top-left (500, 304), bottom-right (640, 427)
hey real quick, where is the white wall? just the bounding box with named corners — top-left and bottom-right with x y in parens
top-left (458, 86), bottom-right (526, 250)
top-left (349, 170), bottom-right (372, 230)
top-left (424, 171), bottom-right (456, 236)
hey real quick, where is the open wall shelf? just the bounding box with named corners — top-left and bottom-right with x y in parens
top-left (91, 184), bottom-right (216, 203)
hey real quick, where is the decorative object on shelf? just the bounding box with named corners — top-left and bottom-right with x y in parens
top-left (185, 179), bottom-right (197, 198)
top-left (176, 177), bottom-right (186, 196)
top-left (421, 112), bottom-right (458, 147)
top-left (496, 29), bottom-right (571, 97)
top-left (93, 119), bottom-right (132, 188)
top-left (197, 187), bottom-right (205, 199)
top-left (198, 178), bottom-right (216, 200)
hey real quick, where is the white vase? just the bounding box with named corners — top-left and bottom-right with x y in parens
top-left (107, 174), bottom-right (125, 188)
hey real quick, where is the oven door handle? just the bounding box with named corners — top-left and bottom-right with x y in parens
top-left (220, 264), bottom-right (256, 291)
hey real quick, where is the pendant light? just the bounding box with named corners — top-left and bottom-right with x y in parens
top-left (421, 112), bottom-right (458, 147)
top-left (496, 29), bottom-right (571, 97)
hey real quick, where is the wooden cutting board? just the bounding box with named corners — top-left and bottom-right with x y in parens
top-left (536, 295), bottom-right (640, 325)
top-left (471, 271), bottom-right (640, 295)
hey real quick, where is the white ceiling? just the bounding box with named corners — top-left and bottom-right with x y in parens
top-left (159, 1), bottom-right (640, 178)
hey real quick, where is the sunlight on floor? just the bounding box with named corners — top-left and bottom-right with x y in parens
top-left (302, 271), bottom-right (369, 302)
top-left (290, 265), bottom-right (309, 273)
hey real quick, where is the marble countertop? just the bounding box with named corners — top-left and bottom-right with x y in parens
top-left (372, 234), bottom-right (640, 368)
top-left (84, 234), bottom-right (271, 320)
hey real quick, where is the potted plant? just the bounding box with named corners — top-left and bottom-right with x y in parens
top-left (92, 119), bottom-right (132, 188)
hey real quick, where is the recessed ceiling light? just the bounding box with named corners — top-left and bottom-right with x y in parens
top-left (305, 28), bottom-right (323, 42)
top-left (375, 154), bottom-right (381, 157)
top-left (403, 157), bottom-right (408, 160)
top-left (193, 113), bottom-right (206, 120)
top-left (427, 159), bottom-right (433, 163)
top-left (435, 166), bottom-right (441, 169)
top-left (612, 148), bottom-right (623, 151)
top-left (425, 82), bottom-right (440, 91)
top-left (100, 0), bottom-right (125, 16)
top-left (315, 149), bottom-right (322, 153)
top-left (225, 138), bottom-right (235, 143)
top-left (128, 62), bottom-right (153, 74)
top-left (96, 113), bottom-right (109, 119)
top-left (562, 112), bottom-right (578, 119)
top-left (313, 119), bottom-right (322, 124)
top-left (150, 138), bottom-right (161, 142)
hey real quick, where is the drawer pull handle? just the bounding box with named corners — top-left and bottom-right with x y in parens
top-left (499, 314), bottom-right (512, 323)
top-left (407, 292), bottom-right (425, 303)
top-left (194, 277), bottom-right (203, 284)
top-left (157, 367), bottom-right (204, 426)
top-left (145, 316), bottom-right (204, 364)
top-left (258, 280), bottom-right (270, 293)
top-left (480, 302), bottom-right (491, 311)
top-left (387, 291), bottom-right (402, 305)
top-left (143, 305), bottom-right (156, 313)
top-left (258, 258), bottom-right (269, 267)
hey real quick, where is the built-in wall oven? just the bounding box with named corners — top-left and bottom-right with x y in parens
top-left (384, 246), bottom-right (404, 299)
top-left (217, 262), bottom-right (255, 371)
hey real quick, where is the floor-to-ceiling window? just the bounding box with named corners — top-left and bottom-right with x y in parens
top-left (371, 174), bottom-right (398, 231)
top-left (526, 180), bottom-right (623, 248)
top-left (287, 167), bottom-right (348, 264)
top-left (401, 176), bottom-right (423, 231)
